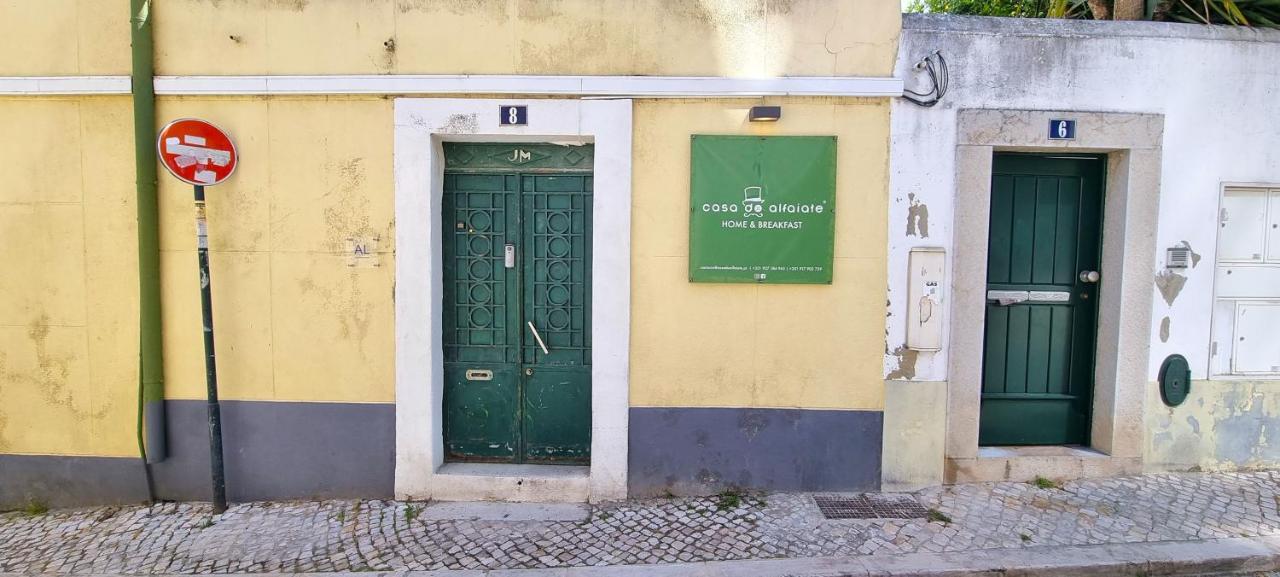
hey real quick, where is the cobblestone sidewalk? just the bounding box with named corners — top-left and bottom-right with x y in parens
top-left (2, 471), bottom-right (1279, 574)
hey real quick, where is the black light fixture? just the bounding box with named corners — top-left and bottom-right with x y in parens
top-left (748, 105), bottom-right (782, 122)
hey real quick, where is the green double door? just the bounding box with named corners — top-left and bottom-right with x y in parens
top-left (442, 143), bottom-right (592, 464)
top-left (980, 154), bottom-right (1103, 446)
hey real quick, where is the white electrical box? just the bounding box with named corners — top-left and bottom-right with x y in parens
top-left (1219, 188), bottom-right (1269, 262)
top-left (906, 247), bottom-right (945, 351)
top-left (1234, 302), bottom-right (1280, 374)
top-left (1212, 187), bottom-right (1280, 376)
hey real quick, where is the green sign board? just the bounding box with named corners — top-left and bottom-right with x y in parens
top-left (688, 135), bottom-right (837, 284)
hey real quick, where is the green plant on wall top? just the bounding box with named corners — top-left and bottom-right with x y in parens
top-left (906, 0), bottom-right (1094, 17)
top-left (1158, 0), bottom-right (1280, 27)
top-left (908, 0), bottom-right (1280, 28)
top-left (1047, 0), bottom-right (1093, 17)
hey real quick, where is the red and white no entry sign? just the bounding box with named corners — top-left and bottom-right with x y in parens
top-left (157, 118), bottom-right (238, 186)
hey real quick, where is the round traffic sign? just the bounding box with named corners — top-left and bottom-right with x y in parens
top-left (157, 118), bottom-right (238, 186)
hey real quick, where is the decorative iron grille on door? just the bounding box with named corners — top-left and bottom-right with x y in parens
top-left (441, 143), bottom-right (593, 464)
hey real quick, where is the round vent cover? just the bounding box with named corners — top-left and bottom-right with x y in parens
top-left (1159, 354), bottom-right (1191, 407)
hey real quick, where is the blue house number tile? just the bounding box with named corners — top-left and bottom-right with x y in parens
top-left (1049, 119), bottom-right (1075, 140)
top-left (500, 105), bottom-right (528, 126)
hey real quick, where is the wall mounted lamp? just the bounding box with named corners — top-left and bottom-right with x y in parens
top-left (748, 105), bottom-right (782, 122)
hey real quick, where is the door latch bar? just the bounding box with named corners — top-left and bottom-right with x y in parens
top-left (527, 321), bottom-right (550, 354)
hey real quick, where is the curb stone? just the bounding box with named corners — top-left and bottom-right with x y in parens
top-left (11, 536), bottom-right (1279, 577)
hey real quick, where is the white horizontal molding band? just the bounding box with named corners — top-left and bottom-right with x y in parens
top-left (0, 76), bottom-right (131, 95)
top-left (1, 74), bottom-right (904, 97)
top-left (152, 74), bottom-right (904, 97)
top-left (2, 74), bottom-right (901, 97)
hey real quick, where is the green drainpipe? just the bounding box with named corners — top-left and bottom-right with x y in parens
top-left (131, 0), bottom-right (166, 465)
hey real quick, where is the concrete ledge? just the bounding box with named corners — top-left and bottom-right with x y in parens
top-left (44, 535), bottom-right (1280, 576)
top-left (947, 446), bottom-right (1142, 484)
top-left (904, 12), bottom-right (1280, 43)
top-left (420, 501), bottom-right (589, 522)
top-left (426, 463), bottom-right (590, 503)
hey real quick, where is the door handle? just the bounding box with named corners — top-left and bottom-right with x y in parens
top-left (526, 321), bottom-right (550, 355)
top-left (1078, 270), bottom-right (1100, 283)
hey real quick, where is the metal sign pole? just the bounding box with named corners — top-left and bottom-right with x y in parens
top-left (194, 184), bottom-right (228, 514)
top-left (158, 118), bottom-right (237, 514)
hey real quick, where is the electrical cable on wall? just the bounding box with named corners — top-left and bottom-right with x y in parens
top-left (903, 50), bottom-right (949, 107)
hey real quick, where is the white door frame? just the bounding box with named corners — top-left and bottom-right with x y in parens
top-left (945, 108), bottom-right (1162, 482)
top-left (393, 98), bottom-right (632, 502)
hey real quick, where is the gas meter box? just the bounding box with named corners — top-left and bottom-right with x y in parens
top-left (906, 247), bottom-right (945, 351)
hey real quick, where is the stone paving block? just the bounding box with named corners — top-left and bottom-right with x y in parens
top-left (2, 472), bottom-right (1280, 573)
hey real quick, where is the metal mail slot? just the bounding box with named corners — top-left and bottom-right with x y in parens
top-left (987, 290), bottom-right (1028, 304)
top-left (465, 369), bottom-right (493, 381)
top-left (988, 290), bottom-right (1072, 305)
top-left (1028, 291), bottom-right (1071, 302)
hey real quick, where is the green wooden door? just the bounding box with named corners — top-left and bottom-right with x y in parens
top-left (979, 154), bottom-right (1103, 446)
top-left (442, 143), bottom-right (592, 464)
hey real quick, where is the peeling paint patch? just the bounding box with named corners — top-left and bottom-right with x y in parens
top-left (28, 320), bottom-right (75, 410)
top-left (380, 38), bottom-right (397, 72)
top-left (323, 157), bottom-right (380, 253)
top-left (399, 0), bottom-right (508, 18)
top-left (905, 193), bottom-right (929, 238)
top-left (1153, 382), bottom-right (1280, 472)
top-left (1177, 240), bottom-right (1202, 268)
top-left (195, 0), bottom-right (308, 10)
top-left (0, 316), bottom-right (107, 426)
top-left (440, 113), bottom-right (478, 134)
top-left (1214, 390), bottom-right (1268, 464)
top-left (1155, 270), bottom-right (1187, 306)
top-left (1159, 316), bottom-right (1170, 343)
top-left (737, 412), bottom-right (768, 439)
top-left (408, 113), bottom-right (431, 130)
top-left (269, 0), bottom-right (308, 10)
top-left (517, 0), bottom-right (561, 21)
top-left (886, 345), bottom-right (918, 380)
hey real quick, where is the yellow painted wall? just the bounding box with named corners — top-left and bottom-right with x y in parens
top-left (0, 0), bottom-right (901, 458)
top-left (153, 0), bottom-right (900, 78)
top-left (0, 0), bottom-right (131, 75)
top-left (0, 96), bottom-right (401, 453)
top-left (630, 98), bottom-right (890, 411)
top-left (0, 97), bottom-right (139, 457)
top-left (0, 0), bottom-right (900, 79)
top-left (156, 97), bottom-right (396, 403)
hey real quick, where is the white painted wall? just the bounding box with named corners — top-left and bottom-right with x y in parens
top-left (886, 15), bottom-right (1280, 383)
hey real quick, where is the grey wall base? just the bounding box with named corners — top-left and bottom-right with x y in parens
top-left (0, 454), bottom-right (150, 509)
top-left (628, 407), bottom-right (883, 497)
top-left (0, 400), bottom-right (395, 509)
top-left (150, 400), bottom-right (395, 502)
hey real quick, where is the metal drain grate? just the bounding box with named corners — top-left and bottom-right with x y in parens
top-left (813, 494), bottom-right (930, 520)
